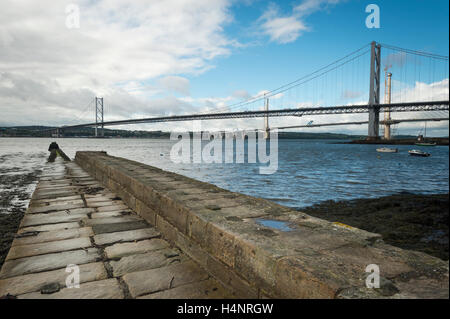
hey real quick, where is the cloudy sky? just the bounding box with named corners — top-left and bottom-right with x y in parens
top-left (0, 0), bottom-right (448, 136)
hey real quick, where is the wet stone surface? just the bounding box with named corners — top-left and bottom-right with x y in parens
top-left (0, 160), bottom-right (231, 299)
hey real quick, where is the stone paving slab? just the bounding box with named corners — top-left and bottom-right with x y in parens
top-left (84, 193), bottom-right (117, 199)
top-left (31, 195), bottom-right (82, 205)
top-left (31, 199), bottom-right (84, 208)
top-left (85, 196), bottom-right (119, 203)
top-left (92, 221), bottom-right (149, 235)
top-left (34, 188), bottom-right (79, 198)
top-left (28, 202), bottom-right (86, 214)
top-left (91, 210), bottom-right (132, 218)
top-left (27, 207), bottom-right (95, 216)
top-left (123, 260), bottom-right (209, 297)
top-left (0, 248), bottom-right (100, 279)
top-left (21, 212), bottom-right (89, 227)
top-left (0, 262), bottom-right (107, 296)
top-left (14, 227), bottom-right (93, 246)
top-left (105, 239), bottom-right (169, 259)
top-left (97, 204), bottom-right (129, 212)
top-left (139, 279), bottom-right (234, 299)
top-left (84, 216), bottom-right (141, 225)
top-left (18, 278), bottom-right (124, 299)
top-left (87, 201), bottom-right (123, 208)
top-left (110, 248), bottom-right (188, 277)
top-left (32, 191), bottom-right (80, 200)
top-left (18, 222), bottom-right (81, 234)
top-left (93, 228), bottom-right (160, 246)
top-left (6, 237), bottom-right (92, 260)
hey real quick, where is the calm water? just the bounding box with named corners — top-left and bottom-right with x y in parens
top-left (0, 137), bottom-right (448, 209)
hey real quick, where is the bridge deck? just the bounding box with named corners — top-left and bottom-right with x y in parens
top-left (0, 159), bottom-right (234, 299)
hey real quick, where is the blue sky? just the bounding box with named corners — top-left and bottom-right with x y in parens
top-left (0, 0), bottom-right (448, 135)
top-left (188, 0), bottom-right (449, 101)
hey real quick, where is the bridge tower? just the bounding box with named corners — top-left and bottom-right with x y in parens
top-left (95, 97), bottom-right (104, 137)
top-left (264, 95), bottom-right (270, 139)
top-left (383, 72), bottom-right (392, 140)
top-left (368, 41), bottom-right (381, 139)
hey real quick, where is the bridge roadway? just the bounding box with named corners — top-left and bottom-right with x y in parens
top-left (55, 100), bottom-right (448, 130)
top-left (275, 117), bottom-right (450, 130)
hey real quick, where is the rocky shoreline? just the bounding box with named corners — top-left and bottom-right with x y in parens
top-left (0, 154), bottom-right (43, 268)
top-left (300, 193), bottom-right (449, 261)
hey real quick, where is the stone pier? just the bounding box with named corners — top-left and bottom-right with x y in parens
top-left (0, 159), bottom-right (232, 299)
top-left (0, 151), bottom-right (448, 299)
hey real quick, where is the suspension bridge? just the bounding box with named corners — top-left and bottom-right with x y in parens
top-left (47, 41), bottom-right (449, 139)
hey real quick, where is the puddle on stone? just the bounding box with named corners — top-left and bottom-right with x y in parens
top-left (255, 219), bottom-right (294, 232)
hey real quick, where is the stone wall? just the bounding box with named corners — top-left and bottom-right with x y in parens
top-left (75, 151), bottom-right (449, 299)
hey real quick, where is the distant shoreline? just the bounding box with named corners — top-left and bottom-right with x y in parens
top-left (340, 137), bottom-right (449, 146)
top-left (2, 126), bottom-right (448, 141)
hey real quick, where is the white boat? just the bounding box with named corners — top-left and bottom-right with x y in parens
top-left (408, 150), bottom-right (431, 157)
top-left (376, 147), bottom-right (398, 153)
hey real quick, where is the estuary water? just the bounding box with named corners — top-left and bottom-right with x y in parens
top-left (0, 137), bottom-right (448, 210)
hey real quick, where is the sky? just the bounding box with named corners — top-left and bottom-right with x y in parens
top-left (0, 0), bottom-right (449, 136)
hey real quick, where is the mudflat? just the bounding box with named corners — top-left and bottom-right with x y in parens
top-left (301, 193), bottom-right (449, 260)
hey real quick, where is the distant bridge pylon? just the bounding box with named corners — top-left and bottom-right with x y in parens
top-left (95, 97), bottom-right (104, 137)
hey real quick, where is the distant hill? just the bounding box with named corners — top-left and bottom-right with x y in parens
top-left (0, 125), bottom-right (419, 140)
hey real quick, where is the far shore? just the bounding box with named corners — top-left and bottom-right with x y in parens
top-left (340, 137), bottom-right (449, 146)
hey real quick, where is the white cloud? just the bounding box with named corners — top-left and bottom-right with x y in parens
top-left (258, 0), bottom-right (341, 44)
top-left (259, 6), bottom-right (307, 44)
top-left (232, 89), bottom-right (251, 100)
top-left (0, 0), bottom-right (233, 125)
top-left (158, 76), bottom-right (190, 96)
top-left (391, 78), bottom-right (449, 103)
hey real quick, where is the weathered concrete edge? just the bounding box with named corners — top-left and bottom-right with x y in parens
top-left (74, 151), bottom-right (449, 299)
top-left (75, 151), bottom-right (263, 298)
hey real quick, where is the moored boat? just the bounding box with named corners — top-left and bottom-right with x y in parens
top-left (408, 149), bottom-right (431, 157)
top-left (415, 142), bottom-right (437, 146)
top-left (376, 147), bottom-right (398, 153)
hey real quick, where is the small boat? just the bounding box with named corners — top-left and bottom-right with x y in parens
top-left (415, 122), bottom-right (437, 146)
top-left (415, 142), bottom-right (437, 146)
top-left (408, 150), bottom-right (431, 157)
top-left (376, 147), bottom-right (398, 153)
